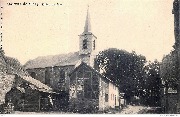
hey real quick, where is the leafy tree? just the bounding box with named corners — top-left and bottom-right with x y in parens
top-left (95, 48), bottom-right (146, 103)
top-left (160, 50), bottom-right (178, 89)
top-left (142, 60), bottom-right (161, 106)
top-left (4, 56), bottom-right (28, 76)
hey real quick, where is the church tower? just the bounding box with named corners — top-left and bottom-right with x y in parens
top-left (79, 6), bottom-right (97, 67)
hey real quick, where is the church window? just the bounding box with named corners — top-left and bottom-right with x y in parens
top-left (105, 93), bottom-right (108, 102)
top-left (59, 70), bottom-right (65, 83)
top-left (45, 70), bottom-right (50, 85)
top-left (83, 39), bottom-right (88, 49)
top-left (58, 70), bottom-right (66, 90)
top-left (30, 72), bottom-right (35, 78)
top-left (93, 40), bottom-right (95, 50)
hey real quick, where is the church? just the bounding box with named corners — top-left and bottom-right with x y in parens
top-left (25, 8), bottom-right (121, 111)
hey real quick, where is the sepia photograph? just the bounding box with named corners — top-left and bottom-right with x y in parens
top-left (0, 0), bottom-right (179, 115)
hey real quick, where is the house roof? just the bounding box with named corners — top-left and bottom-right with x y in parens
top-left (20, 75), bottom-right (53, 93)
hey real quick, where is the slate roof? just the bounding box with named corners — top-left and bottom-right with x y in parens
top-left (24, 52), bottom-right (79, 69)
top-left (20, 75), bottom-right (53, 93)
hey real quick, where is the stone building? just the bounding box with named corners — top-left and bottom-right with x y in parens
top-left (0, 47), bottom-right (58, 112)
top-left (5, 74), bottom-right (55, 112)
top-left (25, 8), bottom-right (121, 111)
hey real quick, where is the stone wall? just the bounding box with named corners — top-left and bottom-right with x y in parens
top-left (26, 65), bottom-right (75, 92)
top-left (45, 65), bottom-right (74, 92)
top-left (0, 75), bottom-right (15, 104)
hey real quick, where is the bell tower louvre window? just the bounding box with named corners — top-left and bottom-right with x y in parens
top-left (83, 39), bottom-right (88, 49)
top-left (93, 40), bottom-right (95, 50)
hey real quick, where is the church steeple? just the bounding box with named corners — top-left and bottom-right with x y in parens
top-left (84, 6), bottom-right (91, 33)
top-left (79, 6), bottom-right (97, 67)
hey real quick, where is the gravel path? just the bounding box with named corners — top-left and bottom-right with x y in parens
top-left (119, 105), bottom-right (147, 114)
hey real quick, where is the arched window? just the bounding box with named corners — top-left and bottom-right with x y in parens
top-left (83, 39), bottom-right (87, 49)
top-left (45, 70), bottom-right (50, 85)
top-left (59, 70), bottom-right (65, 83)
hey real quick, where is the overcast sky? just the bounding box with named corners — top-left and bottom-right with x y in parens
top-left (2, 0), bottom-right (174, 64)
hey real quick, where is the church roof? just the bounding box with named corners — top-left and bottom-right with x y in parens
top-left (24, 52), bottom-right (80, 69)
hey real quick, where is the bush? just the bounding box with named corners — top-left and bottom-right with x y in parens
top-left (69, 98), bottom-right (98, 113)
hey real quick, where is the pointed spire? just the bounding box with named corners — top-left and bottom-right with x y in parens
top-left (84, 5), bottom-right (91, 33)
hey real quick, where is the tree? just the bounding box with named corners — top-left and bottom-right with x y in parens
top-left (95, 48), bottom-right (146, 103)
top-left (4, 56), bottom-right (28, 76)
top-left (160, 50), bottom-right (178, 89)
top-left (142, 60), bottom-right (161, 106)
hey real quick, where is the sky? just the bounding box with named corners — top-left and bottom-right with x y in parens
top-left (1, 0), bottom-right (175, 64)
